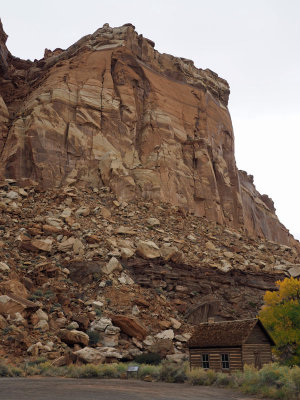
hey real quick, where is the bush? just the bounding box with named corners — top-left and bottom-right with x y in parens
top-left (138, 364), bottom-right (161, 380)
top-left (0, 362), bottom-right (11, 377)
top-left (65, 363), bottom-right (127, 379)
top-left (159, 361), bottom-right (187, 383)
top-left (215, 372), bottom-right (231, 387)
top-left (258, 363), bottom-right (288, 388)
top-left (9, 366), bottom-right (23, 377)
top-left (186, 367), bottom-right (217, 386)
top-left (186, 367), bottom-right (207, 385)
top-left (289, 366), bottom-right (300, 393)
top-left (134, 353), bottom-right (162, 365)
top-left (87, 330), bottom-right (101, 347)
top-left (78, 364), bottom-right (100, 378)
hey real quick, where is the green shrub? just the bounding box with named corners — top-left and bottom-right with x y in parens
top-left (26, 366), bottom-right (41, 376)
top-left (186, 367), bottom-right (217, 386)
top-left (78, 364), bottom-right (100, 378)
top-left (205, 369), bottom-right (217, 385)
top-left (0, 363), bottom-right (11, 377)
top-left (65, 363), bottom-right (127, 379)
top-left (186, 367), bottom-right (207, 385)
top-left (87, 330), bottom-right (101, 346)
top-left (258, 363), bottom-right (288, 388)
top-left (134, 353), bottom-right (162, 365)
top-left (159, 361), bottom-right (187, 383)
top-left (95, 308), bottom-right (102, 317)
top-left (9, 366), bottom-right (23, 377)
top-left (138, 364), bottom-right (161, 380)
top-left (215, 372), bottom-right (232, 387)
top-left (26, 357), bottom-right (48, 367)
top-left (97, 364), bottom-right (120, 378)
top-left (289, 366), bottom-right (300, 393)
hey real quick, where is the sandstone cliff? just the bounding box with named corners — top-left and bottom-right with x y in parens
top-left (0, 21), bottom-right (297, 247)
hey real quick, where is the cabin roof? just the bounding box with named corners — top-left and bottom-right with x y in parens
top-left (188, 318), bottom-right (275, 348)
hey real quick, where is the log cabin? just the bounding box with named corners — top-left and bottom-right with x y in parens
top-left (188, 318), bottom-right (275, 372)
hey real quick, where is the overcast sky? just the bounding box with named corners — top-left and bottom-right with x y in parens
top-left (1, 0), bottom-right (299, 240)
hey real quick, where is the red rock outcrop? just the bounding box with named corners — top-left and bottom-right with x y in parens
top-left (0, 21), bottom-right (297, 247)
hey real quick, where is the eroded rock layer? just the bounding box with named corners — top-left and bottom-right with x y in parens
top-left (0, 21), bottom-right (297, 247)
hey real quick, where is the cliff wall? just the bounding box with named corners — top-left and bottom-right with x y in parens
top-left (0, 21), bottom-right (297, 247)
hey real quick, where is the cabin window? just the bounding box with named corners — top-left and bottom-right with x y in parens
top-left (201, 354), bottom-right (209, 369)
top-left (221, 354), bottom-right (230, 369)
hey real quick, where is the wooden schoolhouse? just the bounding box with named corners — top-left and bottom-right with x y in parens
top-left (188, 318), bottom-right (275, 372)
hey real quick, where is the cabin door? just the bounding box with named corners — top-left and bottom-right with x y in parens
top-left (254, 351), bottom-right (262, 369)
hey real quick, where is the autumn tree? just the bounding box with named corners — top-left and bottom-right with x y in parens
top-left (259, 277), bottom-right (300, 366)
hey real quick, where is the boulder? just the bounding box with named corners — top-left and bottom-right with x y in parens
top-left (31, 309), bottom-right (48, 325)
top-left (0, 279), bottom-right (28, 298)
top-left (58, 237), bottom-right (76, 252)
top-left (288, 265), bottom-right (300, 278)
top-left (74, 347), bottom-right (104, 364)
top-left (31, 238), bottom-right (53, 252)
top-left (136, 240), bottom-right (160, 259)
top-left (74, 346), bottom-right (122, 364)
top-left (120, 247), bottom-right (135, 260)
top-left (59, 329), bottom-right (89, 346)
top-left (170, 317), bottom-right (181, 329)
top-left (118, 272), bottom-right (134, 285)
top-left (34, 320), bottom-right (49, 331)
top-left (156, 329), bottom-right (175, 340)
top-left (0, 294), bottom-right (37, 316)
top-left (90, 317), bottom-right (112, 332)
top-left (102, 257), bottom-right (123, 274)
top-left (0, 262), bottom-right (10, 272)
top-left (111, 315), bottom-right (147, 340)
top-left (27, 342), bottom-right (43, 356)
top-left (146, 217), bottom-right (160, 226)
top-left (75, 206), bottom-right (90, 217)
top-left (149, 339), bottom-right (174, 357)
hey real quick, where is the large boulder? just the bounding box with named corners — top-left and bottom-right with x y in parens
top-left (102, 257), bottom-right (123, 274)
top-left (74, 347), bottom-right (104, 364)
top-left (74, 346), bottom-right (122, 364)
top-left (136, 240), bottom-right (160, 259)
top-left (0, 294), bottom-right (37, 316)
top-left (149, 339), bottom-right (175, 357)
top-left (288, 265), bottom-right (300, 278)
top-left (58, 329), bottom-right (89, 346)
top-left (0, 279), bottom-right (28, 298)
top-left (111, 315), bottom-right (147, 340)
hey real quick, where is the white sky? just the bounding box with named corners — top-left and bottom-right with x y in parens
top-left (1, 0), bottom-right (299, 240)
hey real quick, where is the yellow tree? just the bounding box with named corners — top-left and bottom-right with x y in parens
top-left (259, 277), bottom-right (300, 365)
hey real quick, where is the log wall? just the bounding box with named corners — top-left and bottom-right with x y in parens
top-left (190, 347), bottom-right (243, 371)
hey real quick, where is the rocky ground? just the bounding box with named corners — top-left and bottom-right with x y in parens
top-left (0, 179), bottom-right (299, 366)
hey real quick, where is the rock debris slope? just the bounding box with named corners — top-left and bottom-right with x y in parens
top-left (0, 184), bottom-right (299, 363)
top-left (0, 21), bottom-right (297, 246)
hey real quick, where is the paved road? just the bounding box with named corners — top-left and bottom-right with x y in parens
top-left (0, 378), bottom-right (259, 400)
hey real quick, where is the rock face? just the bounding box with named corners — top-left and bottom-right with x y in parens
top-left (0, 20), bottom-right (297, 247)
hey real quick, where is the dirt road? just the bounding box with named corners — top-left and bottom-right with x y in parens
top-left (0, 378), bottom-right (259, 400)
